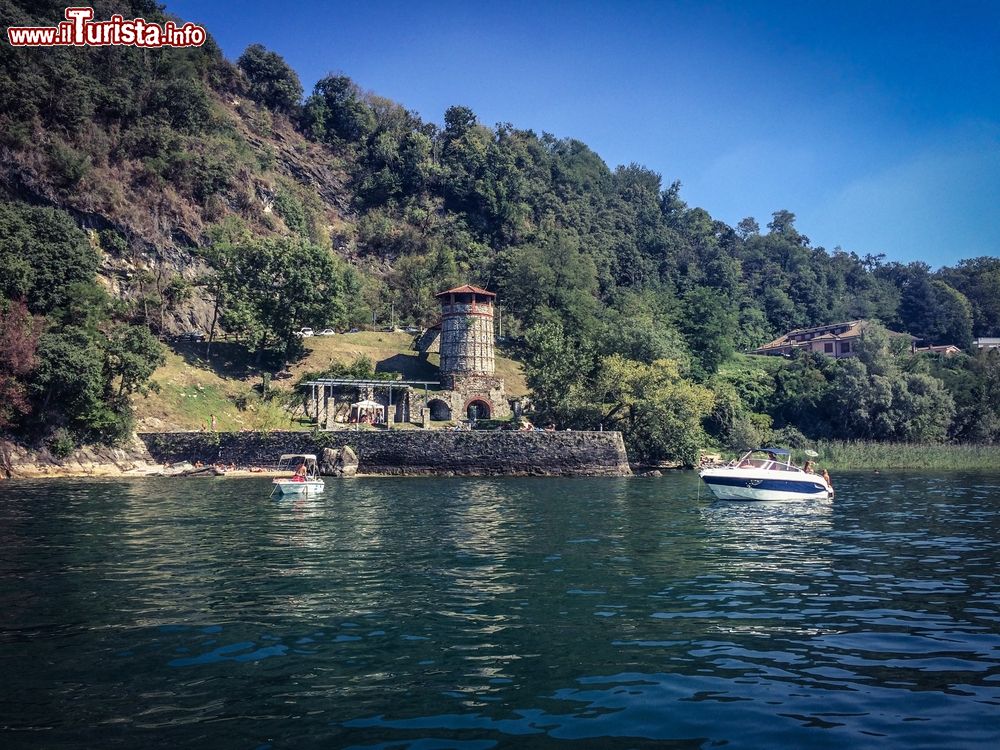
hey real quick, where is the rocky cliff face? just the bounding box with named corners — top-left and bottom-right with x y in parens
top-left (1, 91), bottom-right (356, 335)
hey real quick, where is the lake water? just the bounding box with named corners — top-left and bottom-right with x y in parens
top-left (1, 472), bottom-right (999, 749)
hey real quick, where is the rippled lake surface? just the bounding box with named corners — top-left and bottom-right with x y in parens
top-left (1, 472), bottom-right (999, 749)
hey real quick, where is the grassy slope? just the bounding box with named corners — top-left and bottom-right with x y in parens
top-left (134, 331), bottom-right (528, 431)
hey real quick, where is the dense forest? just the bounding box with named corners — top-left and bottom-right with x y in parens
top-left (1, 0), bottom-right (999, 462)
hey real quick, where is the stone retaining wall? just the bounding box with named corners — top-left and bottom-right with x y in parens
top-left (138, 430), bottom-right (632, 476)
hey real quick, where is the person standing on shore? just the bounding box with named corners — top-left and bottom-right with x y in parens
top-left (211, 414), bottom-right (217, 431)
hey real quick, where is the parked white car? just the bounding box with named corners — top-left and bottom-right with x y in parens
top-left (317, 328), bottom-right (336, 336)
top-left (295, 327), bottom-right (315, 337)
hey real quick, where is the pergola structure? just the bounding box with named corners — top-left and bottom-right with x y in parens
top-left (301, 378), bottom-right (440, 428)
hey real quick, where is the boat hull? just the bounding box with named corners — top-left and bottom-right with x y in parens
top-left (699, 470), bottom-right (832, 501)
top-left (272, 479), bottom-right (325, 495)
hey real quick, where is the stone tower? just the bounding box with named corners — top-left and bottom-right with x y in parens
top-left (434, 285), bottom-right (509, 420)
top-left (438, 284), bottom-right (496, 377)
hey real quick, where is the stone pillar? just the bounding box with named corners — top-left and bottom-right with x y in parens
top-left (324, 390), bottom-right (335, 431)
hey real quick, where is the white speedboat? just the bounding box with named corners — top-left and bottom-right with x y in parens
top-left (271, 454), bottom-right (325, 496)
top-left (699, 448), bottom-right (833, 501)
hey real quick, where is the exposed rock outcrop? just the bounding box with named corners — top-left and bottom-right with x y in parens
top-left (320, 445), bottom-right (359, 477)
top-left (0, 434), bottom-right (161, 478)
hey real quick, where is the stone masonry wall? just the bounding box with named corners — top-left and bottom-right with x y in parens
top-left (440, 309), bottom-right (495, 375)
top-left (138, 430), bottom-right (632, 476)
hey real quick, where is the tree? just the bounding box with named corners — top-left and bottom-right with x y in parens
top-left (770, 350), bottom-right (835, 437)
top-left (923, 350), bottom-right (1000, 443)
top-left (212, 237), bottom-right (348, 359)
top-left (598, 292), bottom-right (691, 367)
top-left (827, 323), bottom-right (954, 441)
top-left (767, 209), bottom-right (805, 242)
top-left (237, 43), bottom-right (303, 115)
top-left (497, 230), bottom-right (600, 331)
top-left (301, 74), bottom-right (374, 145)
top-left (889, 372), bottom-right (955, 442)
top-left (390, 252), bottom-right (444, 325)
top-left (705, 378), bottom-right (772, 451)
top-left (827, 356), bottom-right (895, 439)
top-left (30, 327), bottom-right (108, 436)
top-left (398, 131), bottom-right (434, 194)
top-left (0, 300), bottom-right (41, 429)
top-left (736, 217), bottom-right (760, 240)
top-left (878, 261), bottom-right (937, 338)
top-left (938, 257), bottom-right (1000, 337)
top-left (927, 280), bottom-right (973, 349)
top-left (0, 202), bottom-right (98, 315)
top-left (597, 355), bottom-right (714, 465)
top-left (677, 286), bottom-right (736, 379)
top-left (104, 324), bottom-right (164, 399)
top-left (443, 105), bottom-right (477, 139)
top-left (522, 315), bottom-right (596, 426)
top-left (160, 274), bottom-right (193, 331)
top-left (761, 287), bottom-right (801, 335)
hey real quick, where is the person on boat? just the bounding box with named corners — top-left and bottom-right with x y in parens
top-left (292, 463), bottom-right (307, 482)
top-left (804, 460), bottom-right (816, 474)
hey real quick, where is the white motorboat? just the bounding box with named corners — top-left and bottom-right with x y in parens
top-left (271, 454), bottom-right (325, 495)
top-left (699, 448), bottom-right (833, 501)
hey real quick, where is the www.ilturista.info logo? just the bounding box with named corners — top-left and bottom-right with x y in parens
top-left (7, 7), bottom-right (206, 48)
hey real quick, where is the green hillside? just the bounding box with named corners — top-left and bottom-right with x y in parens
top-left (2, 0), bottom-right (999, 465)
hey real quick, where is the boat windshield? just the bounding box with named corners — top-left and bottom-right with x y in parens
top-left (733, 454), bottom-right (801, 472)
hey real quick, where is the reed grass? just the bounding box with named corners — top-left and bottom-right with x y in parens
top-left (813, 441), bottom-right (1000, 471)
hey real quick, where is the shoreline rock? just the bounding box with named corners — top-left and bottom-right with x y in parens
top-left (1, 435), bottom-right (162, 479)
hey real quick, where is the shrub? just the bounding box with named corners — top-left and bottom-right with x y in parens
top-left (48, 428), bottom-right (76, 459)
top-left (49, 141), bottom-right (91, 187)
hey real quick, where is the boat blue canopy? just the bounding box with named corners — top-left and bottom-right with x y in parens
top-left (757, 447), bottom-right (791, 455)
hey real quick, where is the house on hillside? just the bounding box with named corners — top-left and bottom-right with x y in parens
top-left (914, 344), bottom-right (963, 357)
top-left (752, 320), bottom-right (917, 359)
top-left (973, 337), bottom-right (1000, 351)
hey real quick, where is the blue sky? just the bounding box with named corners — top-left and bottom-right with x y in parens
top-left (166, 0), bottom-right (1000, 268)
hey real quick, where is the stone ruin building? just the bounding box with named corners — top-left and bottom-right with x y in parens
top-left (426, 284), bottom-right (510, 422)
top-left (305, 284), bottom-right (510, 428)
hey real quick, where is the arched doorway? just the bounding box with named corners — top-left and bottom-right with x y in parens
top-left (466, 399), bottom-right (492, 421)
top-left (427, 398), bottom-right (452, 421)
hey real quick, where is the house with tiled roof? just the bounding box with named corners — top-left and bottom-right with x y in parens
top-left (915, 344), bottom-right (963, 357)
top-left (752, 320), bottom-right (916, 359)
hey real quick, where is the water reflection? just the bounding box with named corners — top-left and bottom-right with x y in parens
top-left (0, 473), bottom-right (998, 749)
